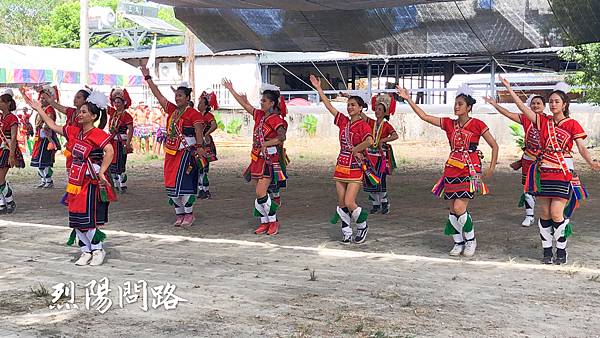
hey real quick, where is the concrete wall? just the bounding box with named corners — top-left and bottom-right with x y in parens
top-left (217, 102), bottom-right (600, 146)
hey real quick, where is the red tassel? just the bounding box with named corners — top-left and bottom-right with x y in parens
top-left (279, 96), bottom-right (287, 117)
top-left (388, 95), bottom-right (396, 115)
top-left (123, 88), bottom-right (132, 109)
top-left (209, 92), bottom-right (219, 110)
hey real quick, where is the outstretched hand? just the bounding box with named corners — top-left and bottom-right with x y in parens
top-left (483, 168), bottom-right (494, 179)
top-left (498, 75), bottom-right (511, 89)
top-left (19, 87), bottom-right (42, 111)
top-left (396, 86), bottom-right (410, 101)
top-left (482, 96), bottom-right (497, 105)
top-left (309, 74), bottom-right (321, 89)
top-left (140, 62), bottom-right (150, 77)
top-left (221, 78), bottom-right (233, 90)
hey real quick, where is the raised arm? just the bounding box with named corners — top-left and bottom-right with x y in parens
top-left (498, 76), bottom-right (536, 125)
top-left (482, 96), bottom-right (521, 123)
top-left (221, 78), bottom-right (255, 115)
top-left (40, 92), bottom-right (70, 116)
top-left (20, 87), bottom-right (64, 135)
top-left (482, 131), bottom-right (499, 178)
top-left (310, 75), bottom-right (338, 117)
top-left (140, 63), bottom-right (169, 111)
top-left (396, 86), bottom-right (441, 127)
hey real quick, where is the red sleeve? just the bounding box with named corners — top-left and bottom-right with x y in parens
top-left (334, 112), bottom-right (348, 128)
top-left (63, 125), bottom-right (78, 140)
top-left (361, 121), bottom-right (373, 141)
top-left (475, 118), bottom-right (489, 136)
top-left (253, 109), bottom-right (265, 123)
top-left (89, 128), bottom-right (112, 149)
top-left (570, 119), bottom-right (587, 140)
top-left (5, 114), bottom-right (19, 128)
top-left (204, 112), bottom-right (215, 123)
top-left (122, 112), bottom-right (134, 125)
top-left (186, 107), bottom-right (202, 125)
top-left (66, 107), bottom-right (76, 120)
top-left (383, 121), bottom-right (396, 136)
top-left (267, 115), bottom-right (286, 132)
top-left (440, 117), bottom-right (453, 132)
top-left (165, 102), bottom-right (177, 116)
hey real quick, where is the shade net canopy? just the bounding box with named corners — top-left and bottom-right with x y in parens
top-left (152, 0), bottom-right (600, 55)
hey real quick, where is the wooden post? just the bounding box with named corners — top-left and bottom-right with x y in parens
top-left (185, 28), bottom-right (196, 100)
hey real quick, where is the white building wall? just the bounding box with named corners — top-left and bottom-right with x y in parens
top-left (191, 54), bottom-right (261, 109)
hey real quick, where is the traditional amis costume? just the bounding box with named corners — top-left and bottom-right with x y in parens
top-left (0, 89), bottom-right (25, 213)
top-left (197, 91), bottom-right (219, 199)
top-left (163, 89), bottom-right (202, 226)
top-left (108, 88), bottom-right (134, 193)
top-left (31, 85), bottom-right (61, 188)
top-left (526, 100), bottom-right (589, 264)
top-left (246, 91), bottom-right (289, 235)
top-left (413, 84), bottom-right (497, 257)
top-left (363, 93), bottom-right (398, 214)
top-left (330, 109), bottom-right (372, 243)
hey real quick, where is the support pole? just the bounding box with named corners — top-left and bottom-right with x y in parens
top-left (80, 0), bottom-right (89, 86)
top-left (367, 62), bottom-right (372, 101)
top-left (490, 57), bottom-right (497, 99)
top-left (185, 28), bottom-right (196, 100)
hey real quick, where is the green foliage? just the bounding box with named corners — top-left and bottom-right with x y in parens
top-left (34, 0), bottom-right (183, 48)
top-left (225, 118), bottom-right (242, 135)
top-left (38, 1), bottom-right (81, 48)
top-left (0, 0), bottom-right (60, 45)
top-left (213, 112), bottom-right (226, 130)
top-left (509, 123), bottom-right (525, 149)
top-left (560, 43), bottom-right (600, 105)
top-left (300, 114), bottom-right (318, 136)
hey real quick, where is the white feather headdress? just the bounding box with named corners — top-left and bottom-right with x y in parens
top-left (2, 88), bottom-right (14, 97)
top-left (86, 90), bottom-right (109, 110)
top-left (553, 82), bottom-right (571, 94)
top-left (261, 83), bottom-right (280, 92)
top-left (456, 83), bottom-right (474, 97)
top-left (178, 81), bottom-right (191, 89)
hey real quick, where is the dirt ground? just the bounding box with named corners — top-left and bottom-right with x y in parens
top-left (2, 136), bottom-right (600, 338)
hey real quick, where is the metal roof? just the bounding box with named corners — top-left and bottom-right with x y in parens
top-left (122, 14), bottom-right (183, 36)
top-left (151, 0), bottom-right (600, 55)
top-left (103, 39), bottom-right (259, 60)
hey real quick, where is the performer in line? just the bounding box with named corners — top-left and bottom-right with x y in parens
top-left (108, 88), bottom-right (134, 193)
top-left (361, 93), bottom-right (399, 215)
top-left (196, 91), bottom-right (219, 199)
top-left (222, 79), bottom-right (288, 236)
top-left (499, 77), bottom-right (600, 264)
top-left (0, 89), bottom-right (25, 214)
top-left (141, 65), bottom-right (205, 227)
top-left (31, 85), bottom-right (61, 188)
top-left (309, 75), bottom-right (374, 244)
top-left (398, 84), bottom-right (498, 257)
top-left (483, 94), bottom-right (546, 227)
top-left (22, 86), bottom-right (116, 266)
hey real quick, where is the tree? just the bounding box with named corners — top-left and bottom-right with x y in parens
top-left (37, 0), bottom-right (185, 48)
top-left (560, 43), bottom-right (600, 105)
top-left (0, 0), bottom-right (60, 45)
top-left (38, 1), bottom-right (81, 48)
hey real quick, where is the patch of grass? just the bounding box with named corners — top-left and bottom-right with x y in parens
top-left (354, 322), bottom-right (364, 333)
top-left (30, 283), bottom-right (49, 298)
top-left (370, 331), bottom-right (389, 338)
top-left (308, 269), bottom-right (317, 281)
